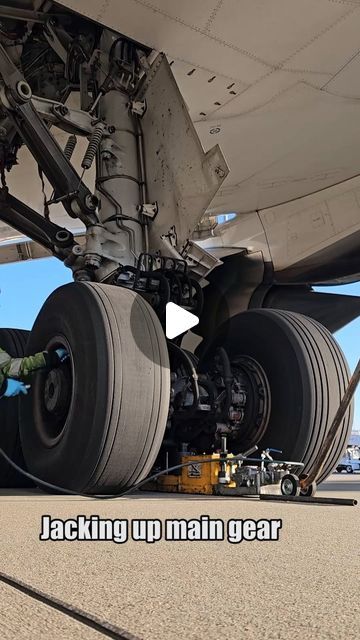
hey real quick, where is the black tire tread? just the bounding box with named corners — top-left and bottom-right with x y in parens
top-left (203, 309), bottom-right (353, 482)
top-left (296, 313), bottom-right (352, 481)
top-left (257, 310), bottom-right (352, 481)
top-left (20, 283), bottom-right (170, 493)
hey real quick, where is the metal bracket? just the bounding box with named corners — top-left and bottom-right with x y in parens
top-left (181, 240), bottom-right (222, 280)
top-left (130, 100), bottom-right (147, 118)
top-left (32, 96), bottom-right (108, 137)
top-left (137, 202), bottom-right (158, 220)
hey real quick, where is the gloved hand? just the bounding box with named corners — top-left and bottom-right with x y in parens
top-left (55, 348), bottom-right (69, 363)
top-left (3, 379), bottom-right (28, 397)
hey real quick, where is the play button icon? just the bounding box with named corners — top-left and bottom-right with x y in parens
top-left (165, 302), bottom-right (199, 339)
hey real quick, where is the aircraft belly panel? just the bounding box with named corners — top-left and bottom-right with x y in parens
top-left (195, 83), bottom-right (360, 213)
top-left (259, 174), bottom-right (360, 274)
top-left (56, 0), bottom-right (360, 210)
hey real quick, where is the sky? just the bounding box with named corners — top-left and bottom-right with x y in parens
top-left (314, 282), bottom-right (360, 431)
top-left (0, 257), bottom-right (359, 428)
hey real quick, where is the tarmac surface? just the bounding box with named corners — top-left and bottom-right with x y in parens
top-left (0, 472), bottom-right (359, 640)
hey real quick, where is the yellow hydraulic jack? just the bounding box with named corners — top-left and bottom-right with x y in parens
top-left (144, 439), bottom-right (303, 498)
top-left (145, 453), bottom-right (234, 496)
top-left (144, 438), bottom-right (244, 496)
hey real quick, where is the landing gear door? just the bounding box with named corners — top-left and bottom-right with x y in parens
top-left (138, 54), bottom-right (229, 253)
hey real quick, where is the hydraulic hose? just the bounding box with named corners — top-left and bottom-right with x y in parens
top-left (217, 347), bottom-right (233, 419)
top-left (0, 445), bottom-right (262, 500)
top-left (167, 341), bottom-right (200, 412)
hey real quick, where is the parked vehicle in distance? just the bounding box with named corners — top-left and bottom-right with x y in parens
top-left (336, 447), bottom-right (360, 474)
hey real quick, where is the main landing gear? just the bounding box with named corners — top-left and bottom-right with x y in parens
top-left (13, 300), bottom-right (352, 494)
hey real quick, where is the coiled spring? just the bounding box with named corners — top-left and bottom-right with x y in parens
top-left (82, 123), bottom-right (105, 170)
top-left (63, 135), bottom-right (77, 161)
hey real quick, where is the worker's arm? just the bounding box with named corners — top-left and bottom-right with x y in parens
top-left (0, 348), bottom-right (59, 379)
top-left (0, 348), bottom-right (67, 399)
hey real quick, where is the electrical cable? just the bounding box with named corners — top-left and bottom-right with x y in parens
top-left (0, 444), bottom-right (303, 501)
top-left (0, 571), bottom-right (137, 640)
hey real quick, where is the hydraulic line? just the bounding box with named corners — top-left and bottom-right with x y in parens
top-left (0, 445), bottom-right (254, 500)
top-left (96, 31), bottom-right (143, 265)
top-left (0, 446), bottom-right (356, 505)
top-left (197, 377), bottom-right (216, 412)
top-left (96, 176), bottom-right (138, 261)
top-left (134, 115), bottom-right (150, 254)
top-left (260, 494), bottom-right (357, 506)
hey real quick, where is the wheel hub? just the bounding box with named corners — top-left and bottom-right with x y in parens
top-left (36, 338), bottom-right (74, 445)
top-left (44, 367), bottom-right (71, 419)
top-left (282, 478), bottom-right (294, 495)
top-left (229, 355), bottom-right (271, 451)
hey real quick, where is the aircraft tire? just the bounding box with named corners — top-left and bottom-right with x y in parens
top-left (19, 283), bottom-right (170, 493)
top-left (200, 309), bottom-right (353, 483)
top-left (0, 328), bottom-right (33, 487)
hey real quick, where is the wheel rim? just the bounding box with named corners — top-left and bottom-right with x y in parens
top-left (33, 336), bottom-right (73, 447)
top-left (282, 478), bottom-right (295, 495)
top-left (230, 355), bottom-right (271, 451)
